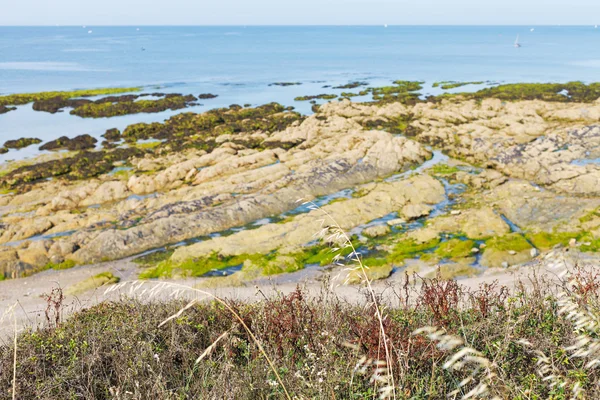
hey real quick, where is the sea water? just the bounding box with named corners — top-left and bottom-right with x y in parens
top-left (2, 25), bottom-right (600, 162)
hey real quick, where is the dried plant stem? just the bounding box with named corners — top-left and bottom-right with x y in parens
top-left (146, 282), bottom-right (292, 400)
top-left (12, 307), bottom-right (17, 400)
top-left (312, 204), bottom-right (397, 399)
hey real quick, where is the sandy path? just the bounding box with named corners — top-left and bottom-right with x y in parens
top-left (2, 248), bottom-right (585, 340)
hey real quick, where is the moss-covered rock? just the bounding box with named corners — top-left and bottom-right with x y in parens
top-left (0, 86), bottom-right (141, 107)
top-left (70, 94), bottom-right (198, 118)
top-left (3, 137), bottom-right (42, 150)
top-left (0, 147), bottom-right (143, 188)
top-left (40, 135), bottom-right (98, 151)
top-left (294, 94), bottom-right (337, 101)
top-left (102, 128), bottom-right (121, 142)
top-left (480, 233), bottom-right (533, 268)
top-left (434, 238), bottom-right (476, 260)
top-left (333, 81), bottom-right (369, 89)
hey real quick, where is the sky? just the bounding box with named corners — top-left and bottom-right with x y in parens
top-left (1, 0), bottom-right (600, 26)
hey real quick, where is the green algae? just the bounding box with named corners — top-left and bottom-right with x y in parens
top-left (333, 81), bottom-right (369, 89)
top-left (434, 238), bottom-right (476, 260)
top-left (485, 233), bottom-right (532, 252)
top-left (433, 81), bottom-right (600, 103)
top-left (3, 138), bottom-right (42, 150)
top-left (0, 87), bottom-right (141, 107)
top-left (432, 81), bottom-right (484, 90)
top-left (370, 81), bottom-right (423, 104)
top-left (0, 147), bottom-right (144, 189)
top-left (140, 251), bottom-right (304, 280)
top-left (525, 231), bottom-right (579, 250)
top-left (389, 238), bottom-right (441, 263)
top-left (46, 260), bottom-right (77, 270)
top-left (71, 94), bottom-right (197, 118)
top-left (294, 94), bottom-right (337, 101)
top-left (430, 164), bottom-right (460, 175)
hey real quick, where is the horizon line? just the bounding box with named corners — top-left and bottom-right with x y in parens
top-left (0, 24), bottom-right (598, 27)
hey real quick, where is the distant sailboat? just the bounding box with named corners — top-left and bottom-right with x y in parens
top-left (530, 28), bottom-right (535, 32)
top-left (596, 25), bottom-right (598, 29)
top-left (88, 30), bottom-right (93, 34)
top-left (384, 24), bottom-right (388, 28)
top-left (514, 35), bottom-right (521, 48)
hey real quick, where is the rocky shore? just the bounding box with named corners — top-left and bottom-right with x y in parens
top-left (2, 81), bottom-right (600, 295)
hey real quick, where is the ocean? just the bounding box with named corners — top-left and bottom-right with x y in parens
top-left (2, 25), bottom-right (600, 162)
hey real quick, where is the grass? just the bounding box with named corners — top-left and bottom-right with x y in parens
top-left (4, 266), bottom-right (600, 398)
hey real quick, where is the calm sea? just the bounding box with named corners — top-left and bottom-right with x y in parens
top-left (1, 25), bottom-right (600, 162)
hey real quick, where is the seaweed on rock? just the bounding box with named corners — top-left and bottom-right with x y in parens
top-left (40, 134), bottom-right (98, 151)
top-left (3, 138), bottom-right (42, 150)
top-left (0, 147), bottom-right (145, 189)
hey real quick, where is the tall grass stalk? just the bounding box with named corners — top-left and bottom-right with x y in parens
top-left (305, 200), bottom-right (397, 399)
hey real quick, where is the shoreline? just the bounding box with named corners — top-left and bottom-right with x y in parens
top-left (2, 80), bottom-right (600, 324)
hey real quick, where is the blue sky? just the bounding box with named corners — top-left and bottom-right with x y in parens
top-left (1, 0), bottom-right (599, 25)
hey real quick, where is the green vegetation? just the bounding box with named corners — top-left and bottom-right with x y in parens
top-left (430, 164), bottom-right (460, 175)
top-left (0, 147), bottom-right (144, 189)
top-left (139, 252), bottom-right (303, 279)
top-left (332, 81), bottom-right (369, 89)
top-left (389, 237), bottom-right (441, 263)
top-left (45, 259), bottom-right (77, 270)
top-left (434, 238), bottom-right (476, 260)
top-left (71, 94), bottom-right (198, 118)
top-left (526, 231), bottom-right (580, 250)
top-left (0, 87), bottom-right (141, 107)
top-left (0, 103), bottom-right (303, 190)
top-left (370, 80), bottom-right (424, 104)
top-left (439, 81), bottom-right (600, 103)
top-left (294, 94), bottom-right (337, 101)
top-left (432, 81), bottom-right (484, 89)
top-left (3, 138), bottom-right (42, 150)
top-left (5, 272), bottom-right (600, 399)
top-left (484, 233), bottom-right (532, 252)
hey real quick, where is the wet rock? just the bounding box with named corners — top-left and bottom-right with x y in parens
top-left (40, 134), bottom-right (98, 151)
top-left (269, 82), bottom-right (302, 87)
top-left (198, 93), bottom-right (219, 99)
top-left (4, 138), bottom-right (42, 149)
top-left (0, 148), bottom-right (7, 154)
top-left (0, 105), bottom-right (17, 114)
top-left (169, 174), bottom-right (444, 262)
top-left (70, 94), bottom-right (198, 118)
top-left (32, 96), bottom-right (92, 113)
top-left (102, 128), bottom-right (121, 142)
